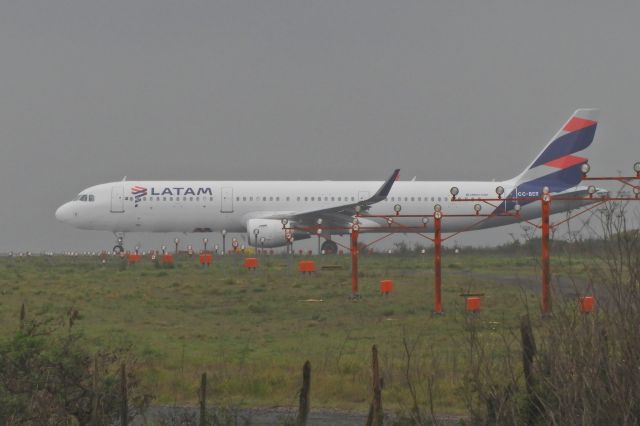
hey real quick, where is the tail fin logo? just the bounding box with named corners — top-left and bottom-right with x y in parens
top-left (515, 109), bottom-right (599, 193)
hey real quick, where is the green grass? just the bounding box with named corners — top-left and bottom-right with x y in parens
top-left (0, 252), bottom-right (587, 413)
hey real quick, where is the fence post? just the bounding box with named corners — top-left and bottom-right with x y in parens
top-left (199, 372), bottom-right (207, 426)
top-left (297, 361), bottom-right (311, 425)
top-left (120, 363), bottom-right (128, 426)
top-left (90, 354), bottom-right (99, 425)
top-left (19, 302), bottom-right (25, 331)
top-left (367, 345), bottom-right (383, 426)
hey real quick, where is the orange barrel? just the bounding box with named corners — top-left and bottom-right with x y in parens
top-left (380, 279), bottom-right (394, 294)
top-left (244, 257), bottom-right (259, 269)
top-left (580, 296), bottom-right (596, 313)
top-left (466, 297), bottom-right (481, 313)
top-left (298, 260), bottom-right (316, 273)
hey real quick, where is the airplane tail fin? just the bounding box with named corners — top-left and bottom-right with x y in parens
top-left (510, 108), bottom-right (599, 194)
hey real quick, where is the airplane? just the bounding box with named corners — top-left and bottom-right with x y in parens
top-left (56, 109), bottom-right (601, 254)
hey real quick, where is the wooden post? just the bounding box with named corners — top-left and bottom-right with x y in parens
top-left (199, 373), bottom-right (207, 426)
top-left (297, 361), bottom-right (311, 426)
top-left (120, 363), bottom-right (128, 426)
top-left (90, 354), bottom-right (99, 425)
top-left (371, 345), bottom-right (383, 426)
top-left (19, 302), bottom-right (25, 331)
top-left (520, 316), bottom-right (536, 393)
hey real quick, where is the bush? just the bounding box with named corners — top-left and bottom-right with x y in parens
top-left (0, 309), bottom-right (152, 425)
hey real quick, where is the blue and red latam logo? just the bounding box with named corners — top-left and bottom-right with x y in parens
top-left (131, 186), bottom-right (147, 205)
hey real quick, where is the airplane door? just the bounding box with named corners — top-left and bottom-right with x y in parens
top-left (110, 184), bottom-right (125, 213)
top-left (358, 191), bottom-right (370, 201)
top-left (220, 187), bottom-right (234, 213)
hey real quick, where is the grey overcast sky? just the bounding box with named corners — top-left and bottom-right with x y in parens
top-left (1, 1), bottom-right (639, 252)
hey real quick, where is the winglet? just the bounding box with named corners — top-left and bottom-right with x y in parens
top-left (374, 169), bottom-right (401, 199)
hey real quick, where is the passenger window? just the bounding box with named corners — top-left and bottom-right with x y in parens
top-left (351, 197), bottom-right (355, 201)
top-left (262, 197), bottom-right (266, 201)
top-left (250, 197), bottom-right (253, 201)
top-left (304, 197), bottom-right (308, 201)
top-left (338, 197), bottom-right (342, 201)
top-left (236, 197), bottom-right (239, 201)
top-left (269, 197), bottom-right (273, 201)
top-left (243, 197), bottom-right (246, 201)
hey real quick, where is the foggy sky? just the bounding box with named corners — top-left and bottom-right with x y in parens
top-left (1, 1), bottom-right (639, 252)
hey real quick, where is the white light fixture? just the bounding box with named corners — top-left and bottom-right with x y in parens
top-left (474, 204), bottom-right (482, 213)
top-left (495, 186), bottom-right (505, 197)
top-left (634, 162), bottom-right (640, 173)
top-left (352, 224), bottom-right (360, 232)
top-left (450, 187), bottom-right (459, 197)
top-left (316, 228), bottom-right (322, 235)
top-left (514, 204), bottom-right (521, 213)
top-left (421, 217), bottom-right (428, 224)
top-left (434, 211), bottom-right (442, 220)
top-left (316, 218), bottom-right (323, 225)
top-left (542, 186), bottom-right (550, 195)
top-left (587, 185), bottom-right (597, 195)
top-left (434, 204), bottom-right (442, 212)
top-left (253, 228), bottom-right (260, 235)
top-left (581, 163), bottom-right (590, 174)
top-left (394, 204), bottom-right (402, 213)
top-left (355, 205), bottom-right (362, 213)
top-left (280, 218), bottom-right (288, 226)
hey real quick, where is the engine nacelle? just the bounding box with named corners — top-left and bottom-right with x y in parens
top-left (246, 219), bottom-right (309, 248)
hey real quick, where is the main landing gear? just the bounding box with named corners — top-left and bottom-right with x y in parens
top-left (113, 233), bottom-right (125, 254)
top-left (321, 240), bottom-right (338, 254)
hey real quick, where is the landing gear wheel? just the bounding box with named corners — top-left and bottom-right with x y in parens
top-left (321, 240), bottom-right (338, 254)
top-left (113, 245), bottom-right (124, 254)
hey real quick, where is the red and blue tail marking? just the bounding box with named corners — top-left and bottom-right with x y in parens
top-left (505, 109), bottom-right (599, 209)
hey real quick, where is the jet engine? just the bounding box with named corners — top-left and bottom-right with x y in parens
top-left (246, 218), bottom-right (309, 248)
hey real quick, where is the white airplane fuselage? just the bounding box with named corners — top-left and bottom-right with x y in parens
top-left (54, 109), bottom-right (602, 249)
top-left (55, 179), bottom-right (594, 246)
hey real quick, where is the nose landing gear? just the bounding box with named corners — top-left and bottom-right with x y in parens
top-left (113, 233), bottom-right (125, 254)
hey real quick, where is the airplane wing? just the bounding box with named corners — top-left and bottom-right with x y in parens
top-left (265, 169), bottom-right (400, 228)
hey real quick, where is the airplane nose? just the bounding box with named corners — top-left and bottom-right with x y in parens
top-left (55, 203), bottom-right (71, 223)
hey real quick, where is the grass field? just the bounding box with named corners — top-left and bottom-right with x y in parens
top-left (0, 251), bottom-right (591, 415)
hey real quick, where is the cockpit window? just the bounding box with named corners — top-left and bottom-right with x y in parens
top-left (88, 195), bottom-right (95, 202)
top-left (80, 195), bottom-right (88, 201)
